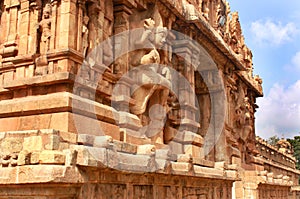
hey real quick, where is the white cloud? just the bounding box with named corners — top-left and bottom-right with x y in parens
top-left (250, 20), bottom-right (299, 46)
top-left (256, 81), bottom-right (300, 139)
top-left (291, 51), bottom-right (300, 71)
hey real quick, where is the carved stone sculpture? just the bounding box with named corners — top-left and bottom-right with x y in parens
top-left (130, 18), bottom-right (171, 144)
top-left (235, 97), bottom-right (252, 141)
top-left (35, 3), bottom-right (52, 75)
top-left (39, 4), bottom-right (51, 54)
top-left (182, 0), bottom-right (199, 21)
top-left (229, 12), bottom-right (242, 54)
top-left (82, 15), bottom-right (89, 57)
top-left (87, 1), bottom-right (101, 53)
top-left (202, 0), bottom-right (209, 21)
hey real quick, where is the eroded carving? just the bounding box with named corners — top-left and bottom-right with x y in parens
top-left (182, 0), bottom-right (199, 21)
top-left (228, 12), bottom-right (242, 54)
top-left (277, 139), bottom-right (293, 154)
top-left (130, 17), bottom-right (172, 143)
top-left (38, 3), bottom-right (52, 55)
top-left (202, 0), bottom-right (210, 21)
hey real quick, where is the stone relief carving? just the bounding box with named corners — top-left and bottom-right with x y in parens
top-left (134, 185), bottom-right (152, 199)
top-left (183, 187), bottom-right (210, 198)
top-left (277, 139), bottom-right (293, 154)
top-left (126, 6), bottom-right (177, 144)
top-left (228, 12), bottom-right (242, 54)
top-left (130, 17), bottom-right (172, 143)
top-left (195, 0), bottom-right (202, 15)
top-left (86, 1), bottom-right (101, 54)
top-left (215, 2), bottom-right (226, 35)
top-left (182, 0), bottom-right (199, 21)
top-left (81, 0), bottom-right (113, 70)
top-left (235, 96), bottom-right (252, 141)
top-left (0, 153), bottom-right (18, 167)
top-left (164, 186), bottom-right (180, 198)
top-left (34, 3), bottom-right (52, 75)
top-left (202, 0), bottom-right (210, 21)
top-left (234, 89), bottom-right (259, 161)
top-left (38, 3), bottom-right (52, 55)
top-left (82, 15), bottom-right (89, 57)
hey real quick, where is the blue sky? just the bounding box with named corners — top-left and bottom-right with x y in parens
top-left (228, 0), bottom-right (300, 139)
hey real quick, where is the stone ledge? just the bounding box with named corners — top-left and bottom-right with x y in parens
top-left (0, 165), bottom-right (83, 184)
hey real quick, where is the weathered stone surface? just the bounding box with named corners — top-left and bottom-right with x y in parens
top-left (39, 150), bottom-right (65, 165)
top-left (93, 135), bottom-right (113, 148)
top-left (114, 140), bottom-right (137, 154)
top-left (0, 0), bottom-right (297, 198)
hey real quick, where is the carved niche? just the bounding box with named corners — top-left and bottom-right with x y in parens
top-left (35, 2), bottom-right (52, 75)
top-left (82, 0), bottom-right (113, 64)
top-left (38, 3), bottom-right (52, 55)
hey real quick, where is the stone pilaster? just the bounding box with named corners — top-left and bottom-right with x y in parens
top-left (0, 0), bottom-right (20, 58)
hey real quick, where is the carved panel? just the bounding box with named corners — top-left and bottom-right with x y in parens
top-left (95, 184), bottom-right (126, 199)
top-left (133, 185), bottom-right (153, 199)
top-left (159, 186), bottom-right (181, 199)
top-left (183, 187), bottom-right (211, 199)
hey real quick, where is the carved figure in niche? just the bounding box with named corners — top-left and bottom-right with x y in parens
top-left (82, 15), bottom-right (89, 57)
top-left (202, 0), bottom-right (209, 21)
top-left (102, 1), bottom-right (113, 68)
top-left (182, 0), bottom-right (199, 21)
top-left (130, 18), bottom-right (171, 144)
top-left (235, 97), bottom-right (252, 141)
top-left (235, 95), bottom-right (259, 158)
top-left (87, 1), bottom-right (101, 53)
top-left (38, 4), bottom-right (52, 54)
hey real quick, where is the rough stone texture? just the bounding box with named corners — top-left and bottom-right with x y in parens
top-left (0, 0), bottom-right (298, 198)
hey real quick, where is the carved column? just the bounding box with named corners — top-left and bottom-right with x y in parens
top-left (76, 0), bottom-right (84, 54)
top-left (174, 39), bottom-right (200, 132)
top-left (112, 0), bottom-right (134, 111)
top-left (113, 0), bottom-right (133, 74)
top-left (112, 0), bottom-right (137, 143)
top-left (59, 0), bottom-right (77, 49)
top-left (19, 0), bottom-right (30, 55)
top-left (28, 0), bottom-right (41, 55)
top-left (50, 0), bottom-right (58, 51)
top-left (173, 37), bottom-right (203, 158)
top-left (0, 0), bottom-right (20, 58)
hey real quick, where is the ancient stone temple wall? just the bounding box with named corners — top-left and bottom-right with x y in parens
top-left (0, 0), bottom-right (298, 198)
